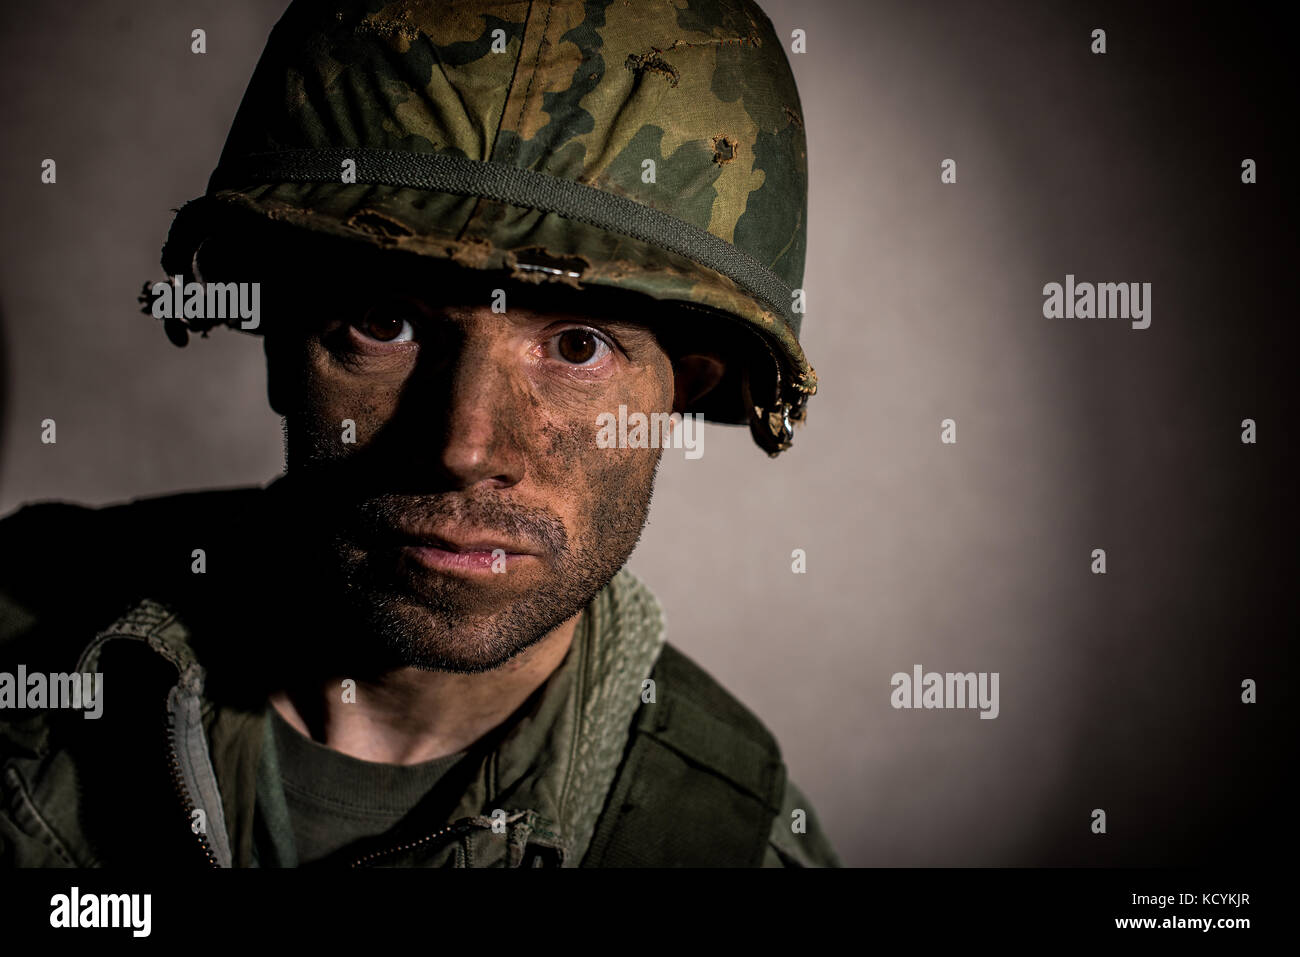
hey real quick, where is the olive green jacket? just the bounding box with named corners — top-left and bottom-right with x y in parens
top-left (0, 485), bottom-right (840, 867)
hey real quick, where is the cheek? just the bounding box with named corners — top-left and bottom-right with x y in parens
top-left (534, 415), bottom-right (660, 554)
top-left (529, 402), bottom-right (663, 537)
top-left (297, 344), bottom-right (409, 453)
top-left (528, 350), bottom-right (675, 480)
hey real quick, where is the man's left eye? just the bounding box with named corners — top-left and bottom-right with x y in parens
top-left (547, 328), bottom-right (611, 366)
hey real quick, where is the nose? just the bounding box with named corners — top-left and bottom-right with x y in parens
top-left (421, 318), bottom-right (528, 491)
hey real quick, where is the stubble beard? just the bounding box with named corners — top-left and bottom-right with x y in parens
top-left (287, 440), bottom-right (663, 675)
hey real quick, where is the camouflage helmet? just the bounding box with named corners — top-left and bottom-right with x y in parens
top-left (159, 0), bottom-right (817, 455)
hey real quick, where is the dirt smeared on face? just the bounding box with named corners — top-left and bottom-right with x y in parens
top-left (270, 270), bottom-right (677, 674)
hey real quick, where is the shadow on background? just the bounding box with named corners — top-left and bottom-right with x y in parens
top-left (0, 0), bottom-right (1292, 867)
top-left (0, 297), bottom-right (7, 500)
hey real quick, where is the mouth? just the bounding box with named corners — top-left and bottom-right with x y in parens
top-left (385, 526), bottom-right (540, 577)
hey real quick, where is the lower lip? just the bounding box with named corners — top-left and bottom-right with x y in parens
top-left (402, 545), bottom-right (533, 574)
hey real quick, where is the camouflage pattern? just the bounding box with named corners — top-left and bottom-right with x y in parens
top-left (160, 0), bottom-right (817, 452)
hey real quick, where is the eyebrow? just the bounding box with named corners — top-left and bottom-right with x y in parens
top-left (423, 298), bottom-right (660, 338)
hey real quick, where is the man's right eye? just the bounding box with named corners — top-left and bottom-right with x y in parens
top-left (353, 303), bottom-right (419, 343)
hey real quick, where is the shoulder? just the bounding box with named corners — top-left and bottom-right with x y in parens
top-left (649, 645), bottom-right (843, 867)
top-left (0, 484), bottom-right (269, 558)
top-left (648, 641), bottom-right (783, 768)
top-left (586, 640), bottom-right (844, 866)
top-left (0, 485), bottom-right (268, 664)
top-left (762, 777), bottom-right (843, 867)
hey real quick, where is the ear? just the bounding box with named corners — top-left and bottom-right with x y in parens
top-left (672, 354), bottom-right (726, 414)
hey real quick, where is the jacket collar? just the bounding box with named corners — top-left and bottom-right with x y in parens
top-left (429, 566), bottom-right (666, 866)
top-left (74, 563), bottom-right (666, 867)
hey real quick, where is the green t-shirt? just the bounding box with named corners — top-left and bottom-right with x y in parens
top-left (253, 705), bottom-right (468, 866)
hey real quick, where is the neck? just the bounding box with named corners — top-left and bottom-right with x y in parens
top-left (255, 477), bottom-right (582, 763)
top-left (268, 611), bottom-right (580, 764)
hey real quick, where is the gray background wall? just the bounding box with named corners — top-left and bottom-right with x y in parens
top-left (0, 0), bottom-right (1291, 865)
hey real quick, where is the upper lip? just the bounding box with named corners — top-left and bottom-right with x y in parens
top-left (388, 525), bottom-right (537, 555)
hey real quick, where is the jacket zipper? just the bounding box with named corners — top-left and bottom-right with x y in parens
top-left (161, 684), bottom-right (485, 869)
top-left (350, 822), bottom-right (468, 867)
top-left (164, 711), bottom-right (220, 868)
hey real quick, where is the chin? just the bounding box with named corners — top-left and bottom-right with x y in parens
top-left (350, 590), bottom-right (566, 674)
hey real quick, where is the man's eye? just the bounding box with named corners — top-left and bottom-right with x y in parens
top-left (353, 304), bottom-right (418, 343)
top-left (548, 328), bottom-right (611, 366)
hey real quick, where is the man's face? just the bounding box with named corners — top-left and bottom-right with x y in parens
top-left (263, 252), bottom-right (684, 674)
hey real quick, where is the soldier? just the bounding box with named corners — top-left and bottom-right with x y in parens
top-left (0, 0), bottom-right (834, 867)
